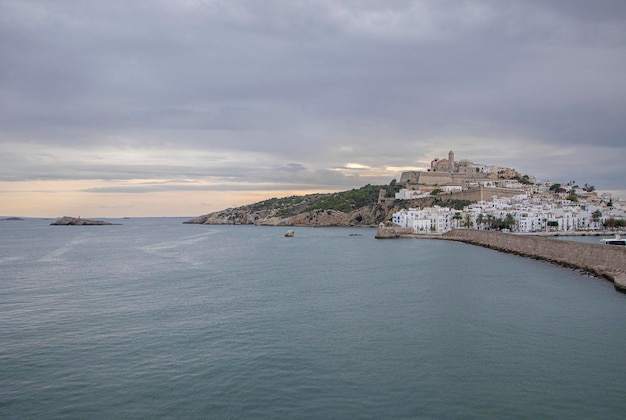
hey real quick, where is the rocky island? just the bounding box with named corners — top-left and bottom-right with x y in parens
top-left (50, 216), bottom-right (119, 226)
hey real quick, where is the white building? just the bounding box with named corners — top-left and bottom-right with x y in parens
top-left (395, 189), bottom-right (428, 200)
top-left (392, 206), bottom-right (453, 234)
top-left (442, 185), bottom-right (463, 193)
top-left (389, 180), bottom-right (625, 234)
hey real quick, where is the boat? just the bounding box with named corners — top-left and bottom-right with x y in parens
top-left (601, 234), bottom-right (625, 245)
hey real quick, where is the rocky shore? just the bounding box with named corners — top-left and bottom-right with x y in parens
top-left (376, 226), bottom-right (626, 293)
top-left (184, 206), bottom-right (391, 227)
top-left (50, 216), bottom-right (119, 226)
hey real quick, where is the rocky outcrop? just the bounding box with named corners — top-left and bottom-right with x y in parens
top-left (50, 217), bottom-right (118, 226)
top-left (374, 225), bottom-right (415, 238)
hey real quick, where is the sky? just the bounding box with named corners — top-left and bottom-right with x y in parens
top-left (1, 0), bottom-right (625, 217)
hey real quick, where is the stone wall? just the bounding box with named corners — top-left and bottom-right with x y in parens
top-left (442, 229), bottom-right (626, 291)
top-left (440, 186), bottom-right (525, 202)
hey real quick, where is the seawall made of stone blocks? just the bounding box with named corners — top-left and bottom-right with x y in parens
top-left (374, 226), bottom-right (415, 238)
top-left (374, 226), bottom-right (626, 291)
top-left (442, 229), bottom-right (626, 292)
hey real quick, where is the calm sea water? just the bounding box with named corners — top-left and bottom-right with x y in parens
top-left (1, 218), bottom-right (625, 419)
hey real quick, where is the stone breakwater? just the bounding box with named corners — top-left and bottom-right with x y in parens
top-left (376, 227), bottom-right (626, 293)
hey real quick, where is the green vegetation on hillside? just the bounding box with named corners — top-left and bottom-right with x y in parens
top-left (513, 174), bottom-right (533, 184)
top-left (235, 182), bottom-right (403, 218)
top-left (303, 183), bottom-right (402, 213)
top-left (248, 196), bottom-right (305, 212)
top-left (604, 218), bottom-right (626, 229)
top-left (218, 176), bottom-right (498, 222)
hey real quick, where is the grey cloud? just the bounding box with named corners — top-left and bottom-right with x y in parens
top-left (82, 183), bottom-right (325, 194)
top-left (1, 0), bottom-right (625, 193)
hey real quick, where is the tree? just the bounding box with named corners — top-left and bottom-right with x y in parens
top-left (430, 188), bottom-right (444, 195)
top-left (604, 218), bottom-right (618, 230)
top-left (592, 210), bottom-right (602, 223)
top-left (504, 213), bottom-right (516, 230)
top-left (566, 193), bottom-right (579, 202)
top-left (550, 183), bottom-right (567, 194)
top-left (477, 213), bottom-right (485, 229)
top-left (583, 183), bottom-right (595, 192)
top-left (453, 212), bottom-right (462, 228)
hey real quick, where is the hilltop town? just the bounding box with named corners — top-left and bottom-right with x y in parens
top-left (185, 150), bottom-right (625, 233)
top-left (390, 150), bottom-right (624, 234)
top-left (399, 150), bottom-right (524, 193)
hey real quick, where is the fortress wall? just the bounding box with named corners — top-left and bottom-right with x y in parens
top-left (442, 229), bottom-right (626, 290)
top-left (479, 187), bottom-right (526, 199)
top-left (438, 188), bottom-right (483, 201)
top-left (416, 172), bottom-right (452, 186)
top-left (434, 187), bottom-right (526, 202)
top-left (399, 171), bottom-right (419, 184)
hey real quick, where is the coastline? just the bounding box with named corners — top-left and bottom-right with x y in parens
top-left (376, 227), bottom-right (626, 293)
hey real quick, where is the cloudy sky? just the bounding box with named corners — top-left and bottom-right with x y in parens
top-left (1, 0), bottom-right (625, 217)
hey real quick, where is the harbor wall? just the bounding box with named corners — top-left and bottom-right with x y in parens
top-left (442, 229), bottom-right (626, 292)
top-left (375, 225), bottom-right (626, 292)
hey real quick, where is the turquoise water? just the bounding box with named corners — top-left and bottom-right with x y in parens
top-left (1, 218), bottom-right (625, 419)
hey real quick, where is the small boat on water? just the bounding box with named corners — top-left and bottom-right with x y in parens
top-left (601, 234), bottom-right (625, 246)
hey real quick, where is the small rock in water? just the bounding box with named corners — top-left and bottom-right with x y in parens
top-left (50, 216), bottom-right (117, 226)
top-left (284, 230), bottom-right (294, 237)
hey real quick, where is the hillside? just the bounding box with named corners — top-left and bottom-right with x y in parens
top-left (183, 183), bottom-right (473, 226)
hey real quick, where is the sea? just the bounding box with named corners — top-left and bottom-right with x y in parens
top-left (1, 217), bottom-right (625, 419)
